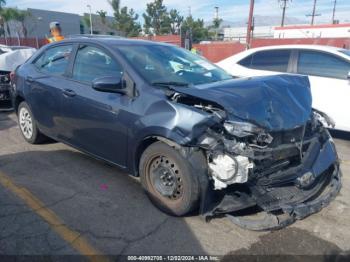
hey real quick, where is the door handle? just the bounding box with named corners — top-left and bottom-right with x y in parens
top-left (62, 89), bottom-right (76, 97)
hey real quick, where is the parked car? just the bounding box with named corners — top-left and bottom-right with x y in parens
top-left (11, 38), bottom-right (341, 230)
top-left (0, 45), bottom-right (36, 111)
top-left (217, 45), bottom-right (350, 132)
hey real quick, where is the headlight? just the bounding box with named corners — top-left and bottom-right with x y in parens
top-left (223, 121), bottom-right (263, 138)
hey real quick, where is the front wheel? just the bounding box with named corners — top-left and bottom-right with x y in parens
top-left (18, 101), bottom-right (47, 144)
top-left (139, 141), bottom-right (200, 216)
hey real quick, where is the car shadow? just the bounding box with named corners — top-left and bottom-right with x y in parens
top-left (0, 149), bottom-right (207, 256)
top-left (222, 227), bottom-right (348, 262)
top-left (0, 112), bottom-right (17, 131)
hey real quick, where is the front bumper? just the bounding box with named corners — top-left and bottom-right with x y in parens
top-left (201, 132), bottom-right (342, 230)
top-left (227, 165), bottom-right (341, 230)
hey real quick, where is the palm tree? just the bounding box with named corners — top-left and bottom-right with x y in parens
top-left (97, 10), bottom-right (107, 25)
top-left (0, 0), bottom-right (7, 38)
top-left (13, 9), bottom-right (29, 37)
top-left (1, 8), bottom-right (16, 38)
top-left (0, 0), bottom-right (6, 10)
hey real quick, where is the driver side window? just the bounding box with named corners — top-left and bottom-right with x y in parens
top-left (72, 45), bottom-right (123, 83)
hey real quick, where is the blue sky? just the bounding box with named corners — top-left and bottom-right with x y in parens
top-left (8, 0), bottom-right (350, 24)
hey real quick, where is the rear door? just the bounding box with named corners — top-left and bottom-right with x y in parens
top-left (27, 44), bottom-right (74, 137)
top-left (60, 44), bottom-right (133, 167)
top-left (295, 50), bottom-right (350, 131)
top-left (236, 49), bottom-right (293, 77)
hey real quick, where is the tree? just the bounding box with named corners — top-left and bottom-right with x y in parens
top-left (143, 0), bottom-right (170, 35)
top-left (0, 0), bottom-right (6, 10)
top-left (13, 9), bottom-right (29, 38)
top-left (96, 10), bottom-right (107, 25)
top-left (109, 0), bottom-right (141, 37)
top-left (168, 9), bottom-right (183, 35)
top-left (0, 0), bottom-right (6, 37)
top-left (0, 8), bottom-right (17, 37)
top-left (181, 16), bottom-right (210, 43)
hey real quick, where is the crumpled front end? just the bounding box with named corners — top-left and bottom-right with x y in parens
top-left (196, 110), bottom-right (341, 230)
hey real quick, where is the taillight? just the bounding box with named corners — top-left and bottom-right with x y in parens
top-left (10, 71), bottom-right (15, 82)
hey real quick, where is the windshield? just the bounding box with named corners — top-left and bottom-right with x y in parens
top-left (117, 45), bottom-right (232, 86)
top-left (340, 50), bottom-right (350, 58)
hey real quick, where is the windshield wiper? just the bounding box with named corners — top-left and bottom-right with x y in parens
top-left (151, 81), bottom-right (190, 87)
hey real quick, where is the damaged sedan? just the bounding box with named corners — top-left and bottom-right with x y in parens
top-left (11, 37), bottom-right (341, 230)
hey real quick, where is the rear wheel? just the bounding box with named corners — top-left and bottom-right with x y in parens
top-left (18, 102), bottom-right (47, 144)
top-left (140, 141), bottom-right (200, 216)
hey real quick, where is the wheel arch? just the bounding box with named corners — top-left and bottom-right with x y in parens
top-left (133, 136), bottom-right (183, 177)
top-left (14, 95), bottom-right (25, 114)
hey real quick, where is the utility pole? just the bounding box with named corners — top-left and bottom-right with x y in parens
top-left (214, 6), bottom-right (219, 20)
top-left (279, 0), bottom-right (292, 27)
top-left (87, 4), bottom-right (93, 35)
top-left (332, 0), bottom-right (337, 24)
top-left (311, 0), bottom-right (317, 25)
top-left (246, 0), bottom-right (254, 49)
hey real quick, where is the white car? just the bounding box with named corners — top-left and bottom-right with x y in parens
top-left (217, 45), bottom-right (350, 132)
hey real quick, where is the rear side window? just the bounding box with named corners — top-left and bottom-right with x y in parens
top-left (34, 45), bottom-right (73, 76)
top-left (239, 50), bottom-right (291, 72)
top-left (72, 45), bottom-right (123, 83)
top-left (297, 51), bottom-right (350, 80)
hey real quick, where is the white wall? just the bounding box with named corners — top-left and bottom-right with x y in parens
top-left (274, 26), bottom-right (350, 38)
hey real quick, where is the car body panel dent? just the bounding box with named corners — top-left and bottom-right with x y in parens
top-left (171, 74), bottom-right (312, 131)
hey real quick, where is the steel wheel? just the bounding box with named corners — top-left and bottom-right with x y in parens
top-left (148, 155), bottom-right (184, 201)
top-left (19, 106), bottom-right (33, 139)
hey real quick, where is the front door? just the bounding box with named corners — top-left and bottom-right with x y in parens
top-left (60, 44), bottom-right (132, 167)
top-left (26, 44), bottom-right (73, 137)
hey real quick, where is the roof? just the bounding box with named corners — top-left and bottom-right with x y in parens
top-left (275, 23), bottom-right (350, 30)
top-left (217, 44), bottom-right (350, 65)
top-left (60, 36), bottom-right (171, 46)
top-left (245, 44), bottom-right (344, 52)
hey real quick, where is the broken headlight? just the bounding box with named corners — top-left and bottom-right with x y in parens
top-left (224, 121), bottom-right (273, 145)
top-left (224, 121), bottom-right (263, 138)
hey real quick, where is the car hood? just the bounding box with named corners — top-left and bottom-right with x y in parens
top-left (172, 75), bottom-right (312, 131)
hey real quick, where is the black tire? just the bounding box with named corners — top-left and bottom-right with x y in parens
top-left (17, 101), bottom-right (47, 144)
top-left (140, 141), bottom-right (200, 216)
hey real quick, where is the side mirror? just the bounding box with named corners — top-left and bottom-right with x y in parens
top-left (92, 76), bottom-right (126, 94)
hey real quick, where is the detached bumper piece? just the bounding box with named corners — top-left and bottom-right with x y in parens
top-left (202, 135), bottom-right (342, 231)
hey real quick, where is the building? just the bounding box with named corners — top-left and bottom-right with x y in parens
top-left (274, 23), bottom-right (350, 39)
top-left (8, 8), bottom-right (120, 39)
top-left (223, 26), bottom-right (274, 42)
top-left (24, 8), bottom-right (81, 38)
